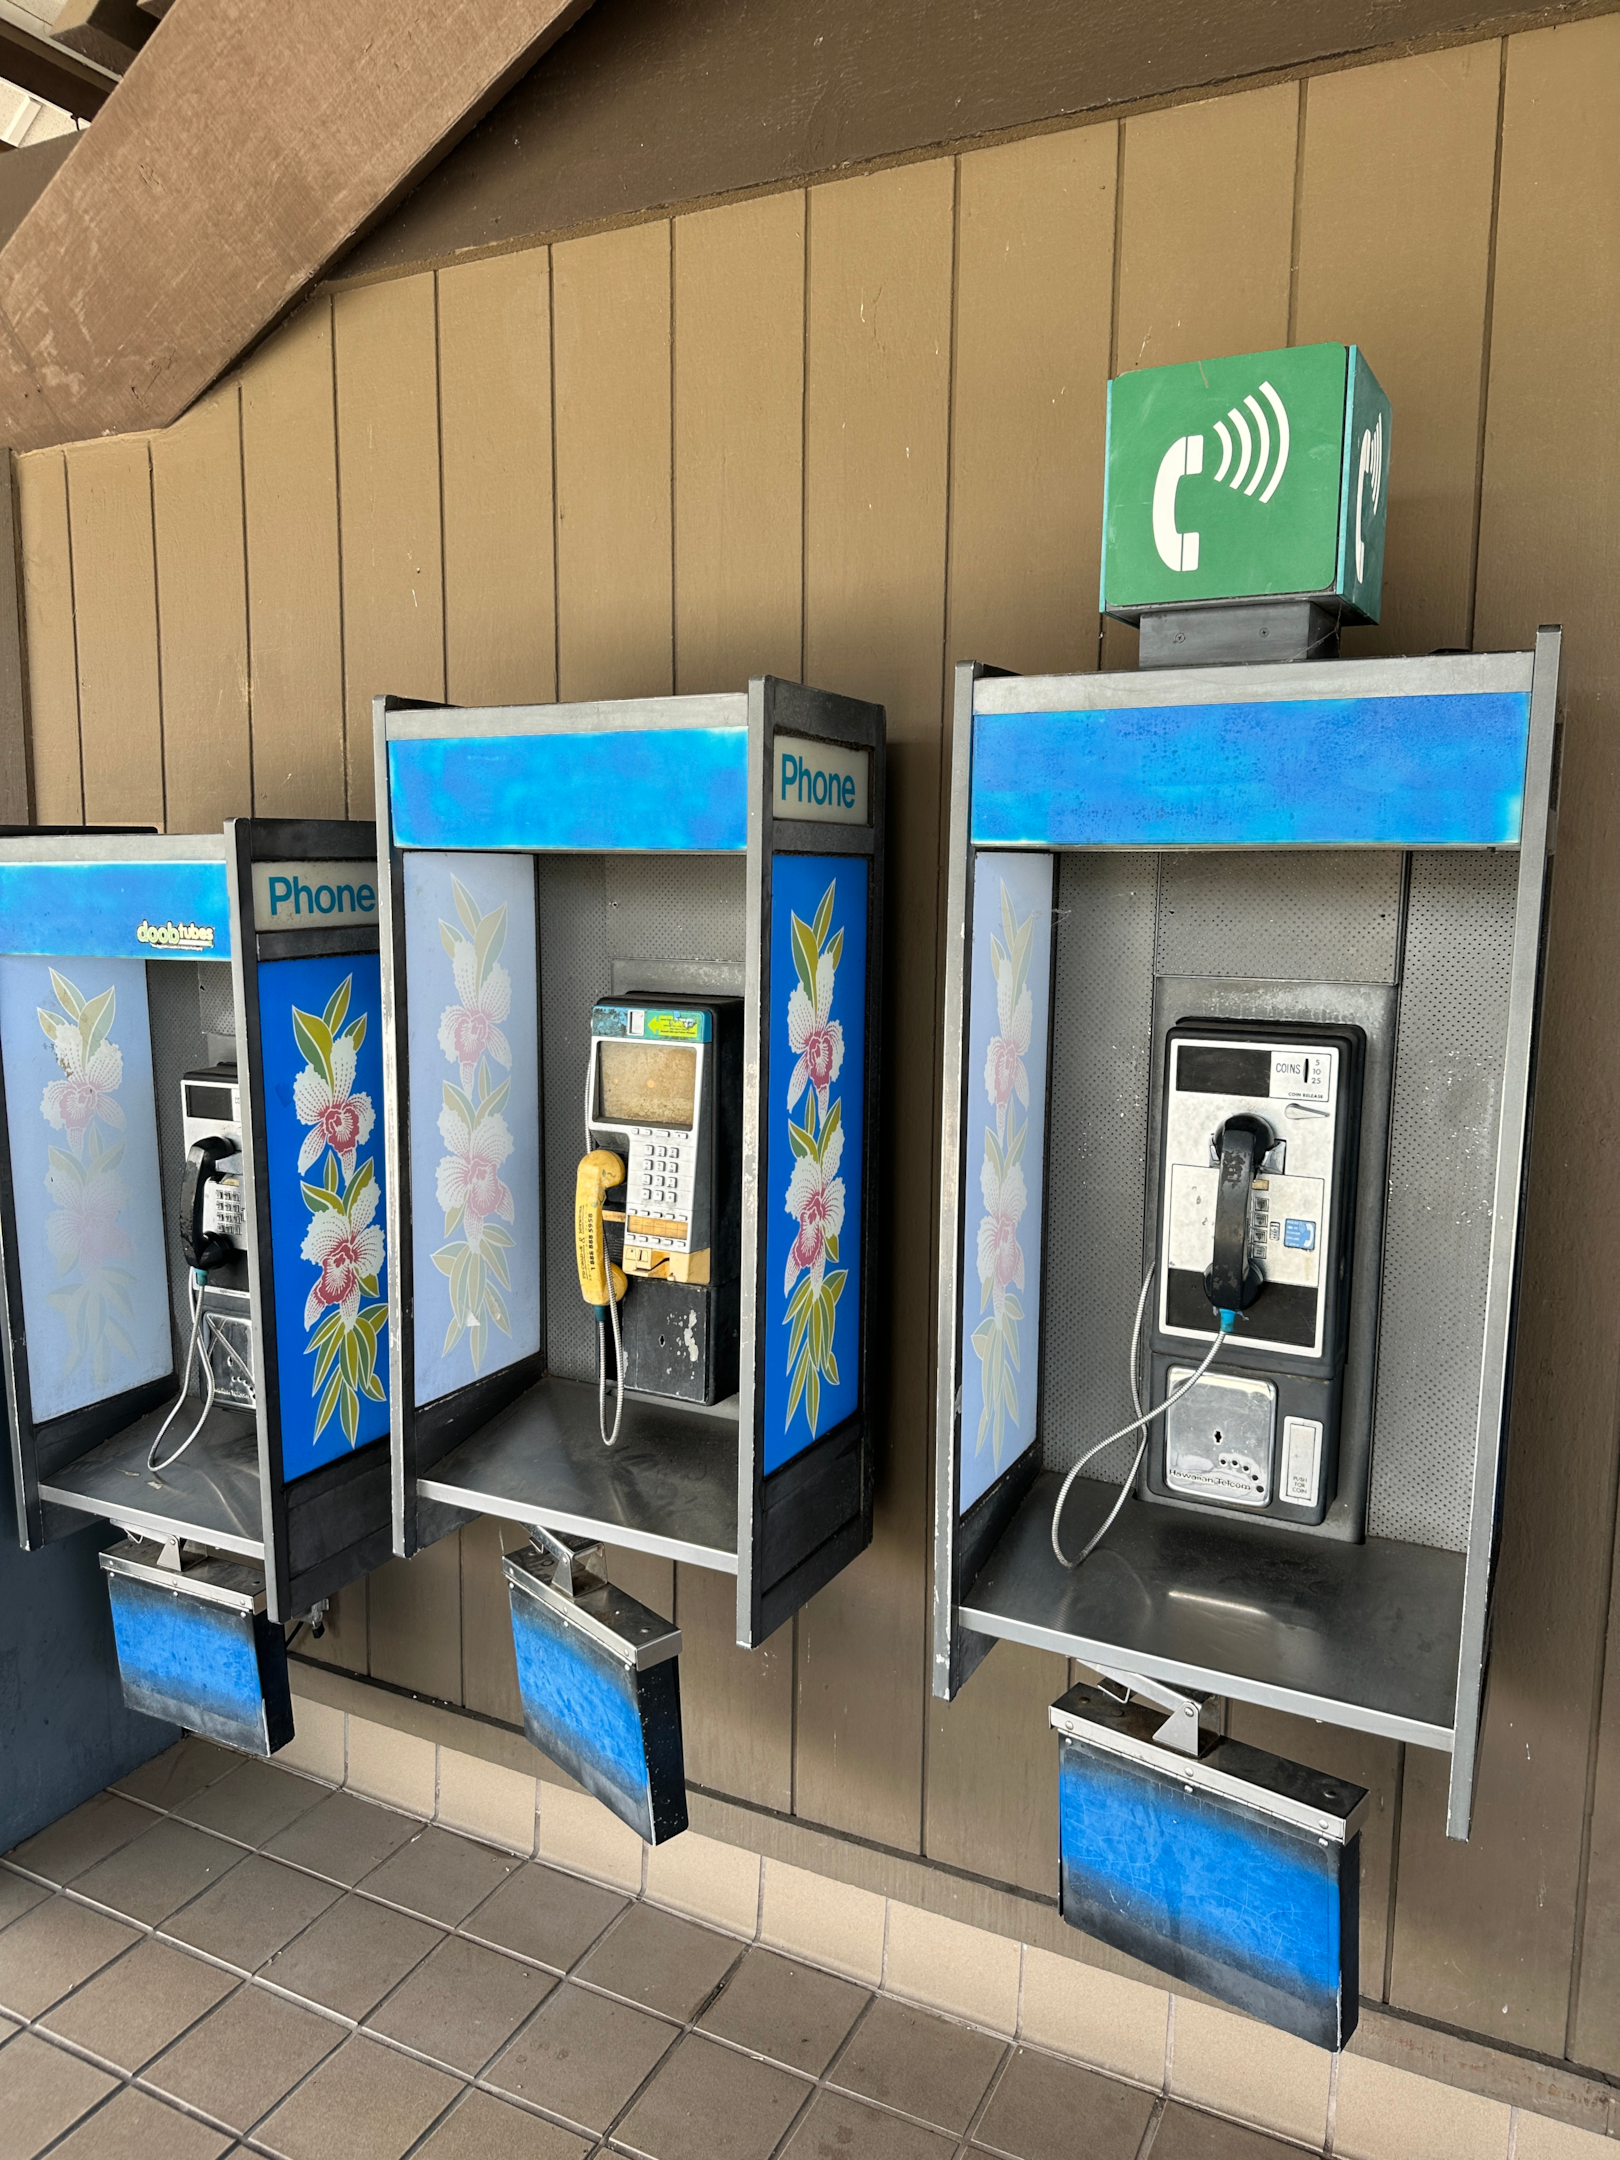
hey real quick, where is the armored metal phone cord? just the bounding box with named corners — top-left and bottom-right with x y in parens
top-left (1050, 1271), bottom-right (1236, 1570)
top-left (147, 1267), bottom-right (219, 1474)
top-left (598, 1284), bottom-right (625, 1448)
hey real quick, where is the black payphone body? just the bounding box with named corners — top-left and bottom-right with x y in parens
top-left (1144, 1020), bottom-right (1365, 1527)
top-left (584, 996), bottom-right (745, 1406)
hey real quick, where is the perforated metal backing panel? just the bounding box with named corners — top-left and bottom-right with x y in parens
top-left (147, 960), bottom-right (237, 1387)
top-left (603, 856), bottom-right (747, 968)
top-left (536, 856), bottom-right (747, 1383)
top-left (1367, 851), bottom-right (1518, 1550)
top-left (1155, 853), bottom-right (1405, 986)
top-left (1040, 855), bottom-right (1158, 1481)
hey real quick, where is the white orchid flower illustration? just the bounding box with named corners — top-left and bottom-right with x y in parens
top-left (301, 1177), bottom-right (385, 1331)
top-left (45, 1163), bottom-right (131, 1282)
top-left (41, 1036), bottom-right (125, 1150)
top-left (294, 1032), bottom-right (375, 1177)
top-left (977, 1147), bottom-right (1027, 1323)
top-left (783, 1126), bottom-right (845, 1299)
top-left (438, 938), bottom-right (512, 1090)
top-left (983, 961), bottom-right (1032, 1142)
top-left (436, 1100), bottom-right (515, 1244)
top-left (786, 953), bottom-right (844, 1121)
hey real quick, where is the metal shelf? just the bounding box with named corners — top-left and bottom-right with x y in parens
top-left (416, 1374), bottom-right (739, 1572)
top-left (40, 1404), bottom-right (265, 1561)
top-left (960, 1471), bottom-right (1463, 1751)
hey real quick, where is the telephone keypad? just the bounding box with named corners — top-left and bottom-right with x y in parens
top-left (625, 1126), bottom-right (692, 1243)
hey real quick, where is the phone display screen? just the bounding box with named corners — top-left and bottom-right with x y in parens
top-left (598, 1039), bottom-right (697, 1129)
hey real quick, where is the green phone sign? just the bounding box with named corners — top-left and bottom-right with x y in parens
top-left (1101, 342), bottom-right (1391, 623)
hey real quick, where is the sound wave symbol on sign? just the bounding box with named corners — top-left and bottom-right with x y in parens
top-left (1211, 382), bottom-right (1290, 503)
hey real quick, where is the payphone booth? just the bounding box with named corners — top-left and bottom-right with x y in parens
top-left (933, 637), bottom-right (1559, 2044)
top-left (0, 823), bottom-right (393, 1755)
top-left (376, 680), bottom-right (884, 1842)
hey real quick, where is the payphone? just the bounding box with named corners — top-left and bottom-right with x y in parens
top-left (378, 680), bottom-right (886, 1843)
top-left (0, 823), bottom-right (394, 1757)
top-left (1146, 1021), bottom-right (1363, 1524)
top-left (577, 995), bottom-right (744, 1434)
top-left (148, 1065), bottom-right (256, 1471)
top-left (933, 340), bottom-right (1561, 2050)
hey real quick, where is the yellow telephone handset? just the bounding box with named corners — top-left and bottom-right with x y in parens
top-left (575, 1150), bottom-right (628, 1315)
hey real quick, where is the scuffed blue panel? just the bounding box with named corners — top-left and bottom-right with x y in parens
top-left (0, 860), bottom-right (231, 959)
top-left (106, 1575), bottom-right (291, 1757)
top-left (971, 691), bottom-right (1530, 849)
top-left (389, 730), bottom-right (749, 853)
top-left (509, 1584), bottom-right (686, 1845)
top-left (1058, 1739), bottom-right (1357, 2049)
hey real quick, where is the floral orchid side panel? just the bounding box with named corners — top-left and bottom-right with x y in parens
top-left (0, 955), bottom-right (171, 1421)
top-left (257, 952), bottom-right (391, 1480)
top-left (431, 878), bottom-right (517, 1374)
top-left (402, 852), bottom-right (542, 1407)
top-left (763, 854), bottom-right (867, 1475)
top-left (957, 852), bottom-right (1054, 1516)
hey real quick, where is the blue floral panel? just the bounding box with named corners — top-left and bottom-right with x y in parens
top-left (0, 954), bottom-right (171, 1422)
top-left (258, 953), bottom-right (390, 1482)
top-left (762, 854), bottom-right (867, 1475)
top-left (957, 851), bottom-right (1054, 1516)
top-left (402, 852), bottom-right (542, 1407)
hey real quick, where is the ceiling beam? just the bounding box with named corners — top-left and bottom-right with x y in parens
top-left (0, 15), bottom-right (116, 118)
top-left (0, 0), bottom-right (596, 449)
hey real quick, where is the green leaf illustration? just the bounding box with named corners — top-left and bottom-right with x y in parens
top-left (80, 986), bottom-right (116, 1060)
top-left (292, 1007), bottom-right (334, 1083)
top-left (322, 976), bottom-right (351, 1035)
top-left (812, 881), bottom-right (835, 949)
top-left (474, 902), bottom-right (507, 989)
top-left (315, 1368), bottom-right (343, 1438)
top-left (789, 912), bottom-right (819, 1007)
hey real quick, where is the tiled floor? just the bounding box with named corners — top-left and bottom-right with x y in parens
top-left (0, 1738), bottom-right (1310, 2160)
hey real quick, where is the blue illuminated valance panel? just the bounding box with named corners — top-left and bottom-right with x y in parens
top-left (971, 691), bottom-right (1531, 850)
top-left (389, 728), bottom-right (750, 853)
top-left (0, 859), bottom-right (232, 960)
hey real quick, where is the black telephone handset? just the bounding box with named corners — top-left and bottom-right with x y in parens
top-left (1203, 1115), bottom-right (1270, 1315)
top-left (180, 1136), bottom-right (237, 1273)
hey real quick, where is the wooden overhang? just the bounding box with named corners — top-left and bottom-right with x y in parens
top-left (0, 0), bottom-right (595, 450)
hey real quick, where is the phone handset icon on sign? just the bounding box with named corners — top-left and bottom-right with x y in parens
top-left (1152, 434), bottom-right (1204, 573)
top-left (1354, 413), bottom-right (1384, 581)
top-left (1149, 383), bottom-right (1291, 576)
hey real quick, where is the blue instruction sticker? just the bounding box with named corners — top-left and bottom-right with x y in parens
top-left (1283, 1218), bottom-right (1316, 1251)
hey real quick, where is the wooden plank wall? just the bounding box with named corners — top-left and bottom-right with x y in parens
top-left (20, 13), bottom-right (1620, 2074)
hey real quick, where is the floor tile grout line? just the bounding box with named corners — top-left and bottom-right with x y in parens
top-left (26, 2070), bottom-right (144, 2160)
top-left (591, 1929), bottom-right (757, 2150)
top-left (6, 1913), bottom-right (1192, 2160)
top-left (13, 2010), bottom-right (267, 2155)
top-left (28, 1945), bottom-right (252, 2089)
top-left (11, 1751), bottom-right (1331, 2158)
top-left (955, 2037), bottom-right (1016, 2159)
top-left (4, 1898), bottom-right (1198, 2160)
top-left (1135, 2092), bottom-right (1168, 2158)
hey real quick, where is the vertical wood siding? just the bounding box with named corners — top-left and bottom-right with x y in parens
top-left (19, 17), bottom-right (1620, 2074)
